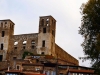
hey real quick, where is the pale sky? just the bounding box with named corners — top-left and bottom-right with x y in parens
top-left (0, 0), bottom-right (90, 67)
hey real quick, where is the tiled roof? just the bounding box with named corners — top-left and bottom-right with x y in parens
top-left (5, 70), bottom-right (22, 73)
top-left (68, 69), bottom-right (94, 73)
top-left (22, 63), bottom-right (44, 66)
top-left (24, 73), bottom-right (45, 75)
top-left (0, 68), bottom-right (8, 71)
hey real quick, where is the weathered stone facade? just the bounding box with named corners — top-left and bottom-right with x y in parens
top-left (0, 15), bottom-right (79, 69)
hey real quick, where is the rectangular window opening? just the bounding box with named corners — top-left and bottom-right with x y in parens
top-left (52, 30), bottom-right (54, 36)
top-left (13, 57), bottom-right (17, 60)
top-left (2, 31), bottom-right (5, 37)
top-left (23, 46), bottom-right (26, 49)
top-left (43, 28), bottom-right (46, 33)
top-left (42, 40), bottom-right (45, 47)
top-left (41, 52), bottom-right (44, 55)
top-left (5, 22), bottom-right (7, 24)
top-left (0, 55), bottom-right (3, 61)
top-left (31, 45), bottom-right (35, 49)
top-left (41, 19), bottom-right (44, 26)
top-left (1, 44), bottom-right (3, 50)
top-left (14, 47), bottom-right (17, 50)
top-left (16, 65), bottom-right (20, 70)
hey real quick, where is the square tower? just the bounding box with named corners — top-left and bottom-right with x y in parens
top-left (0, 19), bottom-right (14, 61)
top-left (37, 16), bottom-right (56, 56)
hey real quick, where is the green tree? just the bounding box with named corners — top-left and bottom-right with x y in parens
top-left (79, 0), bottom-right (100, 74)
top-left (22, 51), bottom-right (33, 59)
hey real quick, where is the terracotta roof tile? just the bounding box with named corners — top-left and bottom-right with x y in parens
top-left (24, 73), bottom-right (45, 75)
top-left (5, 70), bottom-right (22, 73)
top-left (68, 69), bottom-right (94, 73)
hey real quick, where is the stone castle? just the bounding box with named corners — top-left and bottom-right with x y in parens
top-left (0, 15), bottom-right (78, 67)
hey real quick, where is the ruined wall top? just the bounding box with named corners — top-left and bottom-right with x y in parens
top-left (55, 44), bottom-right (79, 65)
top-left (13, 33), bottom-right (38, 41)
top-left (0, 19), bottom-right (15, 25)
top-left (39, 15), bottom-right (56, 22)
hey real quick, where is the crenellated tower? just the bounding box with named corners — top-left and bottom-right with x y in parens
top-left (0, 19), bottom-right (14, 61)
top-left (37, 16), bottom-right (56, 56)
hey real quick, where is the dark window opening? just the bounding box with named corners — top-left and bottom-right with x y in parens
top-left (42, 40), bottom-right (45, 47)
top-left (41, 52), bottom-right (44, 55)
top-left (31, 45), bottom-right (35, 49)
top-left (14, 47), bottom-right (17, 50)
top-left (43, 28), bottom-right (46, 33)
top-left (52, 20), bottom-right (53, 25)
top-left (13, 57), bottom-right (17, 60)
top-left (52, 30), bottom-right (55, 36)
top-left (5, 22), bottom-right (7, 24)
top-left (10, 24), bottom-right (13, 29)
top-left (2, 31), bottom-right (5, 37)
top-left (16, 66), bottom-right (20, 70)
top-left (41, 19), bottom-right (44, 26)
top-left (0, 55), bottom-right (3, 61)
top-left (10, 24), bottom-right (12, 29)
top-left (1, 22), bottom-right (3, 26)
top-left (1, 44), bottom-right (3, 50)
top-left (23, 46), bottom-right (25, 49)
top-left (12, 25), bottom-right (13, 29)
top-left (36, 59), bottom-right (39, 63)
top-left (59, 73), bottom-right (63, 75)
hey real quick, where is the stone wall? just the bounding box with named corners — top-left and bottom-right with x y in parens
top-left (55, 44), bottom-right (79, 65)
top-left (8, 33), bottom-right (38, 60)
top-left (0, 20), bottom-right (14, 61)
top-left (0, 61), bottom-right (8, 70)
top-left (37, 16), bottom-right (56, 56)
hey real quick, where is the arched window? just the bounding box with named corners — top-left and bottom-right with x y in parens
top-left (31, 40), bottom-right (35, 44)
top-left (23, 41), bottom-right (27, 45)
top-left (41, 19), bottom-right (44, 26)
top-left (46, 18), bottom-right (49, 26)
top-left (14, 41), bottom-right (18, 45)
top-left (43, 28), bottom-right (46, 33)
top-left (46, 18), bottom-right (49, 21)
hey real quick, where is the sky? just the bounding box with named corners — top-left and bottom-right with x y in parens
top-left (0, 0), bottom-right (90, 67)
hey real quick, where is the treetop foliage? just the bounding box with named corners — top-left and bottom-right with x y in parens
top-left (79, 0), bottom-right (100, 74)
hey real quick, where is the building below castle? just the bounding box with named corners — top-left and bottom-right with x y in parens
top-left (0, 16), bottom-right (96, 75)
